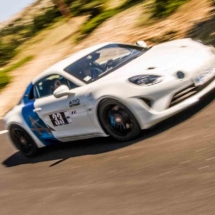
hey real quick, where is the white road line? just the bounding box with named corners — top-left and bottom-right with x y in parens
top-left (72, 192), bottom-right (83, 196)
top-left (70, 166), bottom-right (81, 169)
top-left (203, 134), bottom-right (214, 138)
top-left (159, 171), bottom-right (173, 176)
top-left (49, 180), bottom-right (59, 183)
top-left (0, 130), bottom-right (8, 135)
top-left (179, 160), bottom-right (190, 164)
top-left (198, 166), bottom-right (210, 170)
top-left (195, 148), bottom-right (207, 153)
top-left (132, 146), bottom-right (143, 150)
top-left (118, 155), bottom-right (130, 160)
top-left (159, 169), bottom-right (177, 176)
top-left (206, 157), bottom-right (215, 161)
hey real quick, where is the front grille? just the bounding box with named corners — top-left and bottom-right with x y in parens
top-left (170, 77), bottom-right (214, 107)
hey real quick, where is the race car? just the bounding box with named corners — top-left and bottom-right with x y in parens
top-left (3, 38), bottom-right (215, 157)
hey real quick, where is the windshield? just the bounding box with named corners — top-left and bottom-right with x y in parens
top-left (64, 44), bottom-right (146, 84)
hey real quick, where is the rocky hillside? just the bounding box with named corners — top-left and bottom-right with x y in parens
top-left (0, 0), bottom-right (214, 118)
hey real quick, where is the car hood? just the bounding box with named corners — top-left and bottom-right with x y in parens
top-left (98, 39), bottom-right (209, 81)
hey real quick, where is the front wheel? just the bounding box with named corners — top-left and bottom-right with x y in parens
top-left (98, 99), bottom-right (141, 141)
top-left (9, 125), bottom-right (38, 157)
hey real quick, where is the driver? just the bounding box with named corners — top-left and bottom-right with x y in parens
top-left (53, 79), bottom-right (62, 90)
top-left (78, 57), bottom-right (103, 80)
top-left (49, 79), bottom-right (62, 93)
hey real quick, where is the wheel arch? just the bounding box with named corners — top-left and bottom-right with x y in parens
top-left (7, 123), bottom-right (30, 150)
top-left (7, 121), bottom-right (45, 149)
top-left (95, 95), bottom-right (142, 135)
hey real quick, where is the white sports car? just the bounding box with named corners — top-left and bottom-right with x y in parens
top-left (3, 38), bottom-right (215, 157)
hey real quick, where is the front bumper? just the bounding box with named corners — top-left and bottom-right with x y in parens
top-left (169, 77), bottom-right (214, 107)
top-left (132, 78), bottom-right (215, 129)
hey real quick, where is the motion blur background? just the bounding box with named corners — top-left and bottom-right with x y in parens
top-left (0, 0), bottom-right (215, 117)
top-left (1, 1), bottom-right (215, 215)
top-left (0, 0), bottom-right (215, 116)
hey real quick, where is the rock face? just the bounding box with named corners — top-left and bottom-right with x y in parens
top-left (0, 0), bottom-right (213, 119)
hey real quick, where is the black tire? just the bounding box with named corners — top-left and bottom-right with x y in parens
top-left (9, 125), bottom-right (38, 157)
top-left (98, 99), bottom-right (141, 141)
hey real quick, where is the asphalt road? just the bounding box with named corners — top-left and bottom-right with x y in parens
top-left (0, 90), bottom-right (215, 215)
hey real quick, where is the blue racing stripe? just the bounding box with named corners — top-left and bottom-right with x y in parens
top-left (22, 83), bottom-right (58, 146)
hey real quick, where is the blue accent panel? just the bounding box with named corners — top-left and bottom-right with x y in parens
top-left (23, 83), bottom-right (33, 104)
top-left (22, 83), bottom-right (59, 146)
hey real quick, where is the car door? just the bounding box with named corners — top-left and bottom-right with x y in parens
top-left (33, 74), bottom-right (94, 141)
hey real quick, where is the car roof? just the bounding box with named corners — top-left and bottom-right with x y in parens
top-left (32, 42), bottom-right (114, 83)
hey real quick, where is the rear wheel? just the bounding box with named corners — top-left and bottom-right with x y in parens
top-left (98, 99), bottom-right (141, 141)
top-left (9, 125), bottom-right (38, 157)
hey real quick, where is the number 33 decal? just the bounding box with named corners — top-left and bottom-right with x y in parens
top-left (49, 111), bottom-right (72, 127)
top-left (52, 113), bottom-right (64, 126)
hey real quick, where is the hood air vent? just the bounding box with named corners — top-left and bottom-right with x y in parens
top-left (147, 67), bottom-right (156, 70)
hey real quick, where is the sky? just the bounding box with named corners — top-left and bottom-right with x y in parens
top-left (0, 0), bottom-right (36, 23)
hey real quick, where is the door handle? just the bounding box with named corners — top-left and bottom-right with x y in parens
top-left (33, 107), bottom-right (42, 112)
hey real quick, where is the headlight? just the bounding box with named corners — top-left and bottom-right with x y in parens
top-left (129, 75), bottom-right (163, 86)
top-left (176, 71), bottom-right (185, 79)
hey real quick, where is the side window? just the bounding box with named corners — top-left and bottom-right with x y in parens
top-left (33, 74), bottom-right (78, 99)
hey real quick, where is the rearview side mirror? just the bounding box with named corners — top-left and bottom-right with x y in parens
top-left (136, 40), bottom-right (148, 48)
top-left (53, 85), bottom-right (74, 98)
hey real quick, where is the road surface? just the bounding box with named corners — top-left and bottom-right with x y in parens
top-left (0, 90), bottom-right (215, 215)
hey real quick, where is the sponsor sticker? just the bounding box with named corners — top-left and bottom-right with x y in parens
top-left (69, 99), bottom-right (80, 107)
top-left (84, 76), bottom-right (92, 82)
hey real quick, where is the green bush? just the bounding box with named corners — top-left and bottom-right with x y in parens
top-left (0, 5), bottom-right (62, 67)
top-left (120, 0), bottom-right (144, 10)
top-left (33, 15), bottom-right (48, 31)
top-left (154, 0), bottom-right (188, 17)
top-left (33, 6), bottom-right (61, 32)
top-left (0, 24), bottom-right (26, 37)
top-left (1, 56), bottom-right (34, 74)
top-left (70, 0), bottom-right (104, 17)
top-left (0, 41), bottom-right (17, 67)
top-left (0, 55), bottom-right (34, 91)
top-left (82, 1), bottom-right (104, 18)
top-left (0, 72), bottom-right (10, 90)
top-left (80, 9), bottom-right (118, 35)
top-left (20, 24), bottom-right (36, 38)
top-left (79, 0), bottom-right (145, 37)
